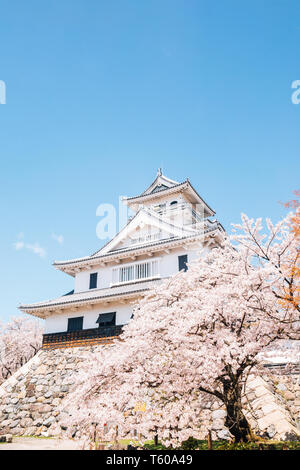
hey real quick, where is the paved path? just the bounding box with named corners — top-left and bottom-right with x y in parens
top-left (0, 436), bottom-right (84, 450)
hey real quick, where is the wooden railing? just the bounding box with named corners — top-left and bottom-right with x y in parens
top-left (42, 325), bottom-right (124, 349)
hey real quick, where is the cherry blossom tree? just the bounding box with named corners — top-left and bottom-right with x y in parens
top-left (231, 212), bottom-right (299, 328)
top-left (0, 317), bottom-right (43, 384)
top-left (279, 191), bottom-right (300, 312)
top-left (63, 212), bottom-right (299, 445)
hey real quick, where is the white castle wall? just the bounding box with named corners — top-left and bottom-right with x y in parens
top-left (74, 248), bottom-right (201, 294)
top-left (44, 302), bottom-right (132, 334)
top-left (46, 248), bottom-right (203, 334)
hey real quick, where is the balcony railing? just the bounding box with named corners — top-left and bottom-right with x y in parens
top-left (155, 202), bottom-right (203, 221)
top-left (42, 325), bottom-right (124, 349)
top-left (128, 232), bottom-right (162, 246)
top-left (111, 259), bottom-right (160, 285)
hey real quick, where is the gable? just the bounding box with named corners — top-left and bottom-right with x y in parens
top-left (93, 209), bottom-right (196, 256)
top-left (141, 174), bottom-right (179, 196)
top-left (151, 184), bottom-right (169, 194)
top-left (111, 224), bottom-right (172, 252)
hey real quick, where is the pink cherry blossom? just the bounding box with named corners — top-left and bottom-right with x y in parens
top-left (62, 212), bottom-right (299, 445)
top-left (0, 317), bottom-right (43, 384)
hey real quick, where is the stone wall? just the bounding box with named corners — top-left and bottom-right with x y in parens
top-left (0, 346), bottom-right (299, 441)
top-left (264, 374), bottom-right (300, 429)
top-left (243, 375), bottom-right (300, 440)
top-left (190, 374), bottom-right (300, 441)
top-left (0, 347), bottom-right (94, 437)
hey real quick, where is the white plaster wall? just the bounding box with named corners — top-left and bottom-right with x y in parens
top-left (73, 247), bottom-right (202, 294)
top-left (44, 303), bottom-right (133, 334)
top-left (45, 247), bottom-right (206, 334)
top-left (74, 265), bottom-right (112, 292)
top-left (159, 248), bottom-right (200, 277)
top-left (149, 194), bottom-right (186, 210)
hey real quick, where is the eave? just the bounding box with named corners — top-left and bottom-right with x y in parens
top-left (53, 227), bottom-right (224, 276)
top-left (124, 180), bottom-right (216, 216)
top-left (19, 279), bottom-right (163, 319)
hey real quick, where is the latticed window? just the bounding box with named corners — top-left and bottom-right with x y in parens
top-left (119, 265), bottom-right (135, 282)
top-left (112, 259), bottom-right (159, 284)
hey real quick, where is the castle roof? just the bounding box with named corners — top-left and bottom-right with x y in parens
top-left (20, 169), bottom-right (225, 319)
top-left (123, 169), bottom-right (215, 216)
top-left (19, 278), bottom-right (163, 318)
top-left (52, 219), bottom-right (224, 276)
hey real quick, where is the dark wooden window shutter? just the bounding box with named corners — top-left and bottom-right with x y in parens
top-left (178, 254), bottom-right (188, 272)
top-left (89, 272), bottom-right (98, 289)
top-left (96, 312), bottom-right (116, 327)
top-left (67, 316), bottom-right (83, 332)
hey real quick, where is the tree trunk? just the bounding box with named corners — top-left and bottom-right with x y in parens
top-left (223, 379), bottom-right (252, 442)
top-left (224, 401), bottom-right (252, 442)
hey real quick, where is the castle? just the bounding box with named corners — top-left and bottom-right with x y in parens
top-left (20, 170), bottom-right (224, 349)
top-left (0, 171), bottom-right (298, 440)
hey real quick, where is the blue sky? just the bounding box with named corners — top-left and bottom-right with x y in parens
top-left (0, 0), bottom-right (299, 323)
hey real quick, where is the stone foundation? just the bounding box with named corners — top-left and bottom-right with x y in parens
top-left (0, 347), bottom-right (93, 437)
top-left (0, 347), bottom-right (299, 440)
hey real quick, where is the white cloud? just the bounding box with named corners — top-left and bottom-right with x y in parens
top-left (52, 233), bottom-right (64, 244)
top-left (26, 243), bottom-right (46, 258)
top-left (14, 241), bottom-right (25, 250)
top-left (13, 238), bottom-right (46, 258)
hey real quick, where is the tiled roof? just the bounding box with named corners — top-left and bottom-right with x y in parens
top-left (19, 278), bottom-right (163, 316)
top-left (140, 171), bottom-right (179, 196)
top-left (53, 227), bottom-right (221, 269)
top-left (124, 180), bottom-right (216, 216)
top-left (125, 180), bottom-right (188, 201)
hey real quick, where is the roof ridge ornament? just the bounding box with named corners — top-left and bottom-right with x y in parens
top-left (157, 167), bottom-right (162, 176)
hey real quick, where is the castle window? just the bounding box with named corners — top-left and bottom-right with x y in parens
top-left (67, 316), bottom-right (83, 332)
top-left (89, 272), bottom-right (98, 289)
top-left (156, 203), bottom-right (166, 213)
top-left (170, 200), bottom-right (178, 206)
top-left (96, 312), bottom-right (116, 327)
top-left (178, 255), bottom-right (188, 272)
top-left (112, 259), bottom-right (159, 285)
